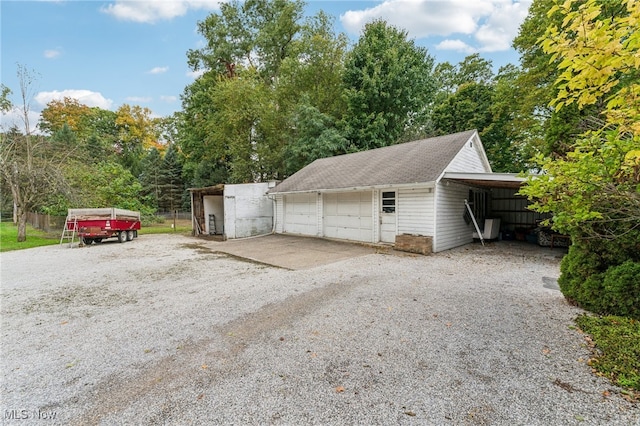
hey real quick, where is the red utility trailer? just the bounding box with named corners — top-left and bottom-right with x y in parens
top-left (65, 208), bottom-right (141, 245)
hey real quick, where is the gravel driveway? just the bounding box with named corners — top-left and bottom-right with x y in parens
top-left (1, 234), bottom-right (638, 425)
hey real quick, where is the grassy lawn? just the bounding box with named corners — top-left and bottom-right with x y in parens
top-left (0, 222), bottom-right (60, 252)
top-left (576, 314), bottom-right (640, 399)
top-left (139, 219), bottom-right (192, 235)
top-left (0, 219), bottom-right (193, 252)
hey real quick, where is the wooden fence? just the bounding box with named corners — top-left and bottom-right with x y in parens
top-left (27, 212), bottom-right (66, 233)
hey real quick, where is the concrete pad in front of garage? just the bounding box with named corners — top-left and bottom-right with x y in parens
top-left (202, 233), bottom-right (380, 270)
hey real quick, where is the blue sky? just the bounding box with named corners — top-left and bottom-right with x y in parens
top-left (1, 0), bottom-right (532, 131)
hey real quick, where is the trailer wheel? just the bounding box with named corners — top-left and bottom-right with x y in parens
top-left (126, 230), bottom-right (134, 241)
top-left (118, 231), bottom-right (127, 243)
top-left (94, 238), bottom-right (103, 244)
top-left (82, 237), bottom-right (93, 245)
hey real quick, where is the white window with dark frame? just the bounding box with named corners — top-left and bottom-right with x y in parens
top-left (381, 191), bottom-right (396, 213)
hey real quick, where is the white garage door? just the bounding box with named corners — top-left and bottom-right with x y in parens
top-left (283, 193), bottom-right (317, 236)
top-left (323, 192), bottom-right (372, 242)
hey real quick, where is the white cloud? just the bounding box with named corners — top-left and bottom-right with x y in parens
top-left (435, 39), bottom-right (476, 53)
top-left (340, 0), bottom-right (532, 52)
top-left (160, 95), bottom-right (178, 103)
top-left (126, 96), bottom-right (152, 103)
top-left (101, 0), bottom-right (221, 24)
top-left (34, 90), bottom-right (114, 110)
top-left (476, 0), bottom-right (531, 52)
top-left (0, 107), bottom-right (41, 134)
top-left (148, 66), bottom-right (169, 74)
top-left (44, 49), bottom-right (62, 59)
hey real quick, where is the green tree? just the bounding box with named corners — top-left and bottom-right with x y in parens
top-left (0, 84), bottom-right (11, 113)
top-left (114, 104), bottom-right (160, 176)
top-left (455, 53), bottom-right (494, 86)
top-left (39, 99), bottom-right (121, 164)
top-left (542, 0), bottom-right (639, 135)
top-left (0, 66), bottom-right (68, 241)
top-left (430, 56), bottom-right (526, 172)
top-left (176, 73), bottom-right (224, 186)
top-left (77, 161), bottom-right (151, 213)
top-left (187, 0), bottom-right (304, 82)
top-left (274, 11), bottom-right (349, 174)
top-left (138, 148), bottom-right (163, 210)
top-left (511, 0), bottom-right (560, 156)
top-left (486, 64), bottom-right (532, 172)
top-left (181, 0), bottom-right (306, 185)
top-left (523, 0), bottom-right (640, 236)
top-left (51, 123), bottom-right (79, 154)
top-left (433, 53), bottom-right (494, 96)
top-left (283, 98), bottom-right (347, 174)
top-left (85, 134), bottom-right (108, 164)
top-left (342, 20), bottom-right (435, 151)
top-left (203, 70), bottom-right (282, 183)
top-left (84, 108), bottom-right (118, 160)
top-left (180, 0), bottom-right (349, 183)
top-left (521, 0), bottom-right (640, 316)
top-left (277, 11), bottom-right (348, 119)
top-left (157, 145), bottom-right (184, 212)
top-left (432, 83), bottom-right (494, 135)
top-left (512, 0), bottom-right (625, 158)
top-left (39, 97), bottom-right (94, 138)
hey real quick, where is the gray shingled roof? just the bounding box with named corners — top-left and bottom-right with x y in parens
top-left (269, 130), bottom-right (477, 193)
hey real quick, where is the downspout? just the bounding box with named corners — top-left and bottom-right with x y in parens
top-left (268, 193), bottom-right (277, 234)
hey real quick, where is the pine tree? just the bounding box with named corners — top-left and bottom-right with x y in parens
top-left (157, 145), bottom-right (184, 212)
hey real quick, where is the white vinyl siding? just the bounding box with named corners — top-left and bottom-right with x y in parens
top-left (445, 135), bottom-right (491, 173)
top-left (397, 187), bottom-right (434, 237)
top-left (372, 191), bottom-right (380, 242)
top-left (283, 193), bottom-right (318, 236)
top-left (323, 191), bottom-right (373, 242)
top-left (433, 182), bottom-right (474, 252)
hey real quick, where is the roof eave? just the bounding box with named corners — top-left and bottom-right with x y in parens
top-left (441, 172), bottom-right (528, 189)
top-left (268, 181), bottom-right (436, 195)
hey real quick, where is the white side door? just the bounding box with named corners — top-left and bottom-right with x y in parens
top-left (380, 190), bottom-right (396, 243)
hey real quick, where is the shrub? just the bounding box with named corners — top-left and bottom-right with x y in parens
top-left (560, 242), bottom-right (640, 319)
top-left (558, 242), bottom-right (603, 303)
top-left (602, 261), bottom-right (640, 320)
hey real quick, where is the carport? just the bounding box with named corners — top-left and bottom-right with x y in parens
top-left (442, 172), bottom-right (551, 241)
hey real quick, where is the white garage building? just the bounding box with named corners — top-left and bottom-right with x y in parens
top-left (268, 130), bottom-right (532, 253)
